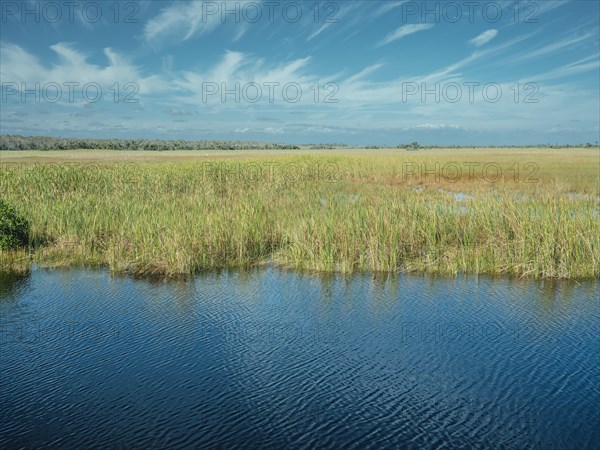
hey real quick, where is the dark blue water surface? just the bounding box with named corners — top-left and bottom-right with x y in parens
top-left (1, 268), bottom-right (598, 449)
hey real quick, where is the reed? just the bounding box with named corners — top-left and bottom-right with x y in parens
top-left (1, 149), bottom-right (598, 278)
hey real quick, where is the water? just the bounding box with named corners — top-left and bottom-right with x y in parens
top-left (1, 268), bottom-right (598, 449)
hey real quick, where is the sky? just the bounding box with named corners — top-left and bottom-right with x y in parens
top-left (1, 0), bottom-right (599, 145)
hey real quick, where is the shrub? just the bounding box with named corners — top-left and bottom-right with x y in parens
top-left (0, 198), bottom-right (29, 250)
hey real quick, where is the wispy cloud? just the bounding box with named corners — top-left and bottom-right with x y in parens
top-left (530, 54), bottom-right (600, 81)
top-left (469, 29), bottom-right (498, 47)
top-left (233, 23), bottom-right (250, 42)
top-left (143, 1), bottom-right (255, 45)
top-left (538, 0), bottom-right (571, 15)
top-left (421, 30), bottom-right (539, 82)
top-left (144, 2), bottom-right (214, 44)
top-left (344, 63), bottom-right (385, 84)
top-left (0, 42), bottom-right (168, 96)
top-left (412, 123), bottom-right (461, 130)
top-left (377, 24), bottom-right (433, 47)
top-left (508, 32), bottom-right (596, 64)
top-left (373, 1), bottom-right (407, 17)
top-left (171, 51), bottom-right (321, 107)
top-left (307, 23), bottom-right (332, 41)
top-left (306, 2), bottom-right (364, 43)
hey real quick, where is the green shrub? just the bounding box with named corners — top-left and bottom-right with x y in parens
top-left (0, 198), bottom-right (29, 250)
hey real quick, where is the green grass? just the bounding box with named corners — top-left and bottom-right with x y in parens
top-left (1, 149), bottom-right (598, 279)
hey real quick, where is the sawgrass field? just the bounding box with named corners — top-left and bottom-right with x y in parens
top-left (1, 147), bottom-right (598, 279)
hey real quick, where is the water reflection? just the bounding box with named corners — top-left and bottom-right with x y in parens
top-left (0, 270), bottom-right (31, 300)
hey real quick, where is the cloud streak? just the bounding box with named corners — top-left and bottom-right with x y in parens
top-left (469, 29), bottom-right (498, 47)
top-left (377, 24), bottom-right (433, 47)
top-left (143, 1), bottom-right (255, 45)
top-left (508, 32), bottom-right (596, 64)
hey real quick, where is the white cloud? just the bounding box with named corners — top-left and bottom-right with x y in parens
top-left (421, 31), bottom-right (538, 82)
top-left (508, 32), bottom-right (595, 64)
top-left (377, 24), bottom-right (433, 47)
top-left (143, 1), bottom-right (255, 45)
top-left (168, 108), bottom-right (195, 116)
top-left (173, 51), bottom-right (312, 94)
top-left (144, 2), bottom-right (216, 43)
top-left (0, 42), bottom-right (45, 82)
top-left (0, 42), bottom-right (140, 86)
top-left (412, 123), bottom-right (461, 130)
top-left (264, 127), bottom-right (284, 134)
top-left (373, 1), bottom-right (407, 17)
top-left (469, 29), bottom-right (498, 47)
top-left (170, 51), bottom-right (321, 108)
top-left (233, 23), bottom-right (249, 42)
top-left (0, 42), bottom-right (173, 99)
top-left (538, 0), bottom-right (570, 15)
top-left (344, 63), bottom-right (385, 84)
top-left (307, 2), bottom-right (365, 42)
top-left (307, 23), bottom-right (332, 41)
top-left (529, 54), bottom-right (600, 81)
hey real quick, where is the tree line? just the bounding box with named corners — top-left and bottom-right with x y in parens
top-left (0, 135), bottom-right (596, 151)
top-left (0, 135), bottom-right (301, 151)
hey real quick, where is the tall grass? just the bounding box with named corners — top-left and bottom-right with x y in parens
top-left (1, 153), bottom-right (598, 278)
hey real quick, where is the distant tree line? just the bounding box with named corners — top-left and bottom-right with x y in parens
top-left (398, 142), bottom-right (421, 150)
top-left (300, 143), bottom-right (349, 149)
top-left (393, 142), bottom-right (599, 150)
top-left (0, 135), bottom-right (301, 151)
top-left (0, 135), bottom-right (597, 151)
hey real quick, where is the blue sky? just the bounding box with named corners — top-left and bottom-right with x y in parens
top-left (1, 0), bottom-right (598, 145)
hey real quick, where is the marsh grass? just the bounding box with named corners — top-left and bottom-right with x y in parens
top-left (1, 150), bottom-right (598, 278)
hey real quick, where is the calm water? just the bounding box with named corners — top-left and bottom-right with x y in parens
top-left (0, 268), bottom-right (598, 449)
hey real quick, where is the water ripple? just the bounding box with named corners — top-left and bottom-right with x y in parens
top-left (1, 269), bottom-right (598, 448)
